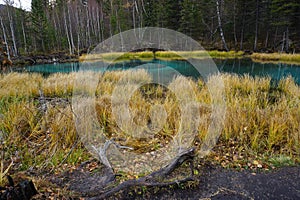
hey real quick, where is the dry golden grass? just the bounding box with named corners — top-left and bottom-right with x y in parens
top-left (0, 71), bottom-right (299, 173)
top-left (79, 50), bottom-right (245, 62)
top-left (208, 50), bottom-right (244, 58)
top-left (79, 51), bottom-right (154, 62)
top-left (251, 53), bottom-right (300, 63)
top-left (42, 73), bottom-right (75, 97)
top-left (0, 73), bottom-right (43, 98)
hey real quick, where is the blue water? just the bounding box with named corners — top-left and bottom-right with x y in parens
top-left (19, 59), bottom-right (300, 84)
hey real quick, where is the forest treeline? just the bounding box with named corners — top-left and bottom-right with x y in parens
top-left (0, 0), bottom-right (299, 57)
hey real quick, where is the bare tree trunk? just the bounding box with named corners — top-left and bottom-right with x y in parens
top-left (253, 0), bottom-right (259, 51)
top-left (85, 5), bottom-right (91, 48)
top-left (21, 21), bottom-right (27, 54)
top-left (265, 31), bottom-right (269, 48)
top-left (109, 0), bottom-right (114, 48)
top-left (75, 3), bottom-right (81, 56)
top-left (281, 31), bottom-right (285, 53)
top-left (52, 9), bottom-right (59, 50)
top-left (273, 26), bottom-right (278, 50)
top-left (99, 1), bottom-right (104, 42)
top-left (96, 6), bottom-right (101, 42)
top-left (240, 9), bottom-right (245, 50)
top-left (90, 7), bottom-right (95, 37)
top-left (0, 16), bottom-right (10, 60)
top-left (55, 8), bottom-right (63, 50)
top-left (139, 1), bottom-right (143, 28)
top-left (141, 0), bottom-right (147, 14)
top-left (132, 1), bottom-right (136, 30)
top-left (67, 4), bottom-right (75, 54)
top-left (63, 6), bottom-right (72, 55)
top-left (233, 0), bottom-right (237, 49)
top-left (5, 1), bottom-right (18, 56)
top-left (285, 27), bottom-right (289, 52)
top-left (216, 0), bottom-right (229, 51)
top-left (18, 0), bottom-right (27, 54)
top-left (92, 7), bottom-right (98, 41)
top-left (115, 7), bottom-right (124, 51)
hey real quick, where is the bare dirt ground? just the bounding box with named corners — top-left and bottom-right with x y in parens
top-left (148, 165), bottom-right (300, 200)
top-left (46, 161), bottom-right (300, 200)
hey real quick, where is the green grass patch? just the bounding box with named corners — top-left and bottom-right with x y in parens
top-left (50, 148), bottom-right (90, 167)
top-left (268, 155), bottom-right (296, 168)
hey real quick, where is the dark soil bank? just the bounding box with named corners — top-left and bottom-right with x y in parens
top-left (51, 163), bottom-right (300, 200)
top-left (149, 166), bottom-right (300, 200)
top-left (11, 53), bottom-right (78, 66)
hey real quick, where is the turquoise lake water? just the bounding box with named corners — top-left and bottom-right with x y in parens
top-left (19, 59), bottom-right (300, 84)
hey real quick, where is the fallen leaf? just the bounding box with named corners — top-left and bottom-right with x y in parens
top-left (253, 160), bottom-right (259, 165)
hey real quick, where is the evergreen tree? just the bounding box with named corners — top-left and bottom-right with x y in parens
top-left (271, 0), bottom-right (300, 52)
top-left (144, 0), bottom-right (156, 27)
top-left (31, 0), bottom-right (54, 52)
top-left (179, 0), bottom-right (203, 39)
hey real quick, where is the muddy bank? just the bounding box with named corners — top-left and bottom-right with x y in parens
top-left (11, 53), bottom-right (79, 67)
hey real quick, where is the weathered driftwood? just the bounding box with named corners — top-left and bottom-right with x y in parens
top-left (90, 146), bottom-right (196, 199)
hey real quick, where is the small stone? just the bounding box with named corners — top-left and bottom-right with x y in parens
top-left (233, 155), bottom-right (238, 161)
top-left (257, 164), bottom-right (262, 168)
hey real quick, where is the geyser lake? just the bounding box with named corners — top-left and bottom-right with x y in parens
top-left (17, 59), bottom-right (300, 84)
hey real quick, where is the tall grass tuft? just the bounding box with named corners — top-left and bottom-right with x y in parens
top-left (79, 51), bottom-right (154, 62)
top-left (0, 73), bottom-right (42, 98)
top-left (42, 73), bottom-right (75, 97)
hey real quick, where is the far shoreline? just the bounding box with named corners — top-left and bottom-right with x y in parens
top-left (7, 50), bottom-right (300, 68)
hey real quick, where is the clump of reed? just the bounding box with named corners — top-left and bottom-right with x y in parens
top-left (155, 50), bottom-right (243, 60)
top-left (79, 51), bottom-right (154, 62)
top-left (251, 53), bottom-right (300, 63)
top-left (42, 73), bottom-right (75, 97)
top-left (208, 50), bottom-right (244, 58)
top-left (0, 99), bottom-right (79, 170)
top-left (0, 73), bottom-right (43, 98)
top-left (222, 74), bottom-right (299, 157)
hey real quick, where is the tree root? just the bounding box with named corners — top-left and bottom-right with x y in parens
top-left (90, 147), bottom-right (196, 199)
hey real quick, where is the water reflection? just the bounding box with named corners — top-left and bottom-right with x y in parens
top-left (215, 59), bottom-right (300, 84)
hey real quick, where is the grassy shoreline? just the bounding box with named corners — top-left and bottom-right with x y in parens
top-left (251, 53), bottom-right (300, 64)
top-left (79, 50), bottom-right (300, 65)
top-left (79, 50), bottom-right (245, 62)
top-left (8, 51), bottom-right (300, 68)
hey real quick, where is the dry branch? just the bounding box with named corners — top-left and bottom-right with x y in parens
top-left (90, 147), bottom-right (196, 199)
